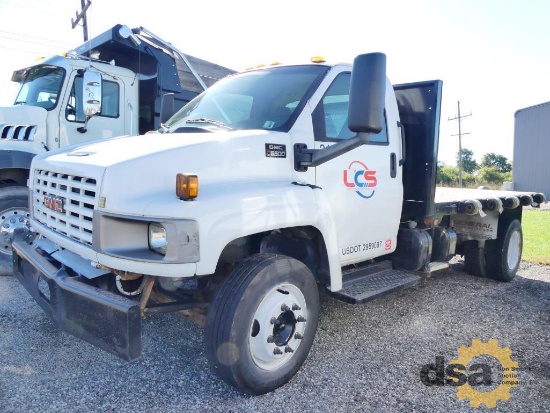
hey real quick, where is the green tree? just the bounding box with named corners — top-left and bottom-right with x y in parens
top-left (480, 153), bottom-right (512, 173)
top-left (476, 165), bottom-right (508, 186)
top-left (456, 148), bottom-right (479, 173)
top-left (437, 163), bottom-right (459, 185)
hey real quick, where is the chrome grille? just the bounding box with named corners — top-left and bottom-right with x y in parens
top-left (0, 124), bottom-right (37, 141)
top-left (33, 169), bottom-right (97, 246)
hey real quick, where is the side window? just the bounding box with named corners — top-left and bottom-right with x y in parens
top-left (100, 81), bottom-right (119, 118)
top-left (312, 72), bottom-right (388, 144)
top-left (66, 76), bottom-right (119, 122)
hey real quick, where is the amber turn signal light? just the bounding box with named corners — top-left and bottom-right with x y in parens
top-left (176, 173), bottom-right (198, 201)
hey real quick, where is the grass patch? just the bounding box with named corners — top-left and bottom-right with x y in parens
top-left (522, 209), bottom-right (550, 265)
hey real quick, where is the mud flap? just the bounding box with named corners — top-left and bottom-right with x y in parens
top-left (12, 239), bottom-right (142, 361)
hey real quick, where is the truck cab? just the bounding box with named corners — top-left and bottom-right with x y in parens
top-left (7, 55), bottom-right (137, 152)
top-left (0, 24), bottom-right (235, 274)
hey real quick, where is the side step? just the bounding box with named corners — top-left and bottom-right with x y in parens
top-left (330, 261), bottom-right (420, 304)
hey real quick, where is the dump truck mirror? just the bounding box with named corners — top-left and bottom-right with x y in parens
top-left (348, 53), bottom-right (386, 135)
top-left (118, 25), bottom-right (141, 47)
top-left (82, 71), bottom-right (102, 117)
top-left (160, 93), bottom-right (175, 124)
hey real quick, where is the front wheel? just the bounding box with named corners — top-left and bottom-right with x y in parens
top-left (485, 219), bottom-right (523, 282)
top-left (204, 254), bottom-right (319, 394)
top-left (0, 186), bottom-right (38, 276)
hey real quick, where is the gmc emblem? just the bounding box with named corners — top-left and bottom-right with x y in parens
top-left (43, 194), bottom-right (65, 213)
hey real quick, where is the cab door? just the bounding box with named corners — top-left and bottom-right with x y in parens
top-left (58, 71), bottom-right (126, 147)
top-left (313, 71), bottom-right (403, 266)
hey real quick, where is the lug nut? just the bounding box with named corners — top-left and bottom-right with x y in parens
top-left (273, 348), bottom-right (283, 355)
top-left (297, 316), bottom-right (306, 323)
top-left (281, 304), bottom-right (290, 312)
top-left (267, 335), bottom-right (274, 343)
top-left (294, 332), bottom-right (303, 340)
top-left (292, 304), bottom-right (301, 311)
top-left (270, 317), bottom-right (278, 325)
top-left (285, 346), bottom-right (294, 353)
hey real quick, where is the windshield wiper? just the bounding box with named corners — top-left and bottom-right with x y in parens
top-left (186, 118), bottom-right (232, 130)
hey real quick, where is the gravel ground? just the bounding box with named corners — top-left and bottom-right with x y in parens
top-left (0, 259), bottom-right (549, 413)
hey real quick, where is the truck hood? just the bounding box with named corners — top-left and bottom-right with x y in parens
top-left (34, 130), bottom-right (295, 217)
top-left (0, 105), bottom-right (47, 143)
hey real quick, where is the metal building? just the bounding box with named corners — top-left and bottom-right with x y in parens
top-left (513, 102), bottom-right (550, 198)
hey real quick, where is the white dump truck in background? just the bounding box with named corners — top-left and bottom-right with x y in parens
top-left (13, 53), bottom-right (546, 394)
top-left (0, 24), bottom-right (235, 274)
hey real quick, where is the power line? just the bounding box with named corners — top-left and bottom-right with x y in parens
top-left (0, 35), bottom-right (74, 51)
top-left (0, 44), bottom-right (47, 56)
top-left (0, 0), bottom-right (74, 12)
top-left (0, 30), bottom-right (75, 47)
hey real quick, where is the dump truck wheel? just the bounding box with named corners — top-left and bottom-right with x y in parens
top-left (485, 219), bottom-right (522, 282)
top-left (0, 186), bottom-right (38, 276)
top-left (204, 253), bottom-right (319, 394)
top-left (463, 241), bottom-right (487, 277)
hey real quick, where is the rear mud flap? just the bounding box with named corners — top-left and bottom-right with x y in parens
top-left (12, 239), bottom-right (142, 361)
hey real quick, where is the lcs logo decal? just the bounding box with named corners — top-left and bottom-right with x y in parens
top-left (343, 160), bottom-right (377, 199)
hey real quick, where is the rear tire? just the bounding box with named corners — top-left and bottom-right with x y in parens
top-left (204, 253), bottom-right (319, 394)
top-left (485, 219), bottom-right (522, 282)
top-left (0, 186), bottom-right (37, 276)
top-left (463, 241), bottom-right (487, 277)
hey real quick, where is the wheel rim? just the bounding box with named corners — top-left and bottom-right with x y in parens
top-left (0, 207), bottom-right (38, 255)
top-left (249, 283), bottom-right (307, 371)
top-left (507, 230), bottom-right (521, 270)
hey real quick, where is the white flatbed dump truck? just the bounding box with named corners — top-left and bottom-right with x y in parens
top-left (12, 53), bottom-right (546, 394)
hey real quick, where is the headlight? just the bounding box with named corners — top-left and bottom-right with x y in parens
top-left (148, 223), bottom-right (168, 255)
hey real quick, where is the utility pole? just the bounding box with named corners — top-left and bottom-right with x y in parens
top-left (71, 0), bottom-right (92, 42)
top-left (448, 101), bottom-right (471, 187)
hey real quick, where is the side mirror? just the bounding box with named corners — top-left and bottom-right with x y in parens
top-left (118, 25), bottom-right (141, 47)
top-left (160, 93), bottom-right (175, 124)
top-left (82, 71), bottom-right (102, 117)
top-left (294, 52), bottom-right (387, 171)
top-left (348, 53), bottom-right (386, 135)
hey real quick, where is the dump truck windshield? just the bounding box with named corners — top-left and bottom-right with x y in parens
top-left (13, 65), bottom-right (65, 110)
top-left (165, 65), bottom-right (329, 133)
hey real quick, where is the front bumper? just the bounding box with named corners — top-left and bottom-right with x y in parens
top-left (12, 237), bottom-right (142, 361)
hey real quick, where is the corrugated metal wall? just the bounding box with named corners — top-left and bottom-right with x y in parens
top-left (513, 102), bottom-right (550, 198)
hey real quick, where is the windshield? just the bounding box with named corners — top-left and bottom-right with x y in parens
top-left (13, 65), bottom-right (65, 110)
top-left (165, 65), bottom-right (329, 132)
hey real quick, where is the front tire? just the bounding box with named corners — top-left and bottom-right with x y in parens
top-left (0, 186), bottom-right (37, 276)
top-left (485, 219), bottom-right (522, 282)
top-left (204, 253), bottom-right (319, 394)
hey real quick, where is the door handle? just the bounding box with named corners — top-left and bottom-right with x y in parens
top-left (390, 153), bottom-right (397, 178)
top-left (397, 121), bottom-right (406, 166)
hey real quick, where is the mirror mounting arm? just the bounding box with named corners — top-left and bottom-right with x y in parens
top-left (294, 133), bottom-right (371, 172)
top-left (77, 116), bottom-right (91, 133)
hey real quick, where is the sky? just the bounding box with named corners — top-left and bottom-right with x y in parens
top-left (1, 0), bottom-right (549, 165)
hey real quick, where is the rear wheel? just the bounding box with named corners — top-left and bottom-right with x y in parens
top-left (463, 240), bottom-right (487, 277)
top-left (204, 253), bottom-right (319, 394)
top-left (485, 219), bottom-right (522, 282)
top-left (0, 186), bottom-right (38, 276)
